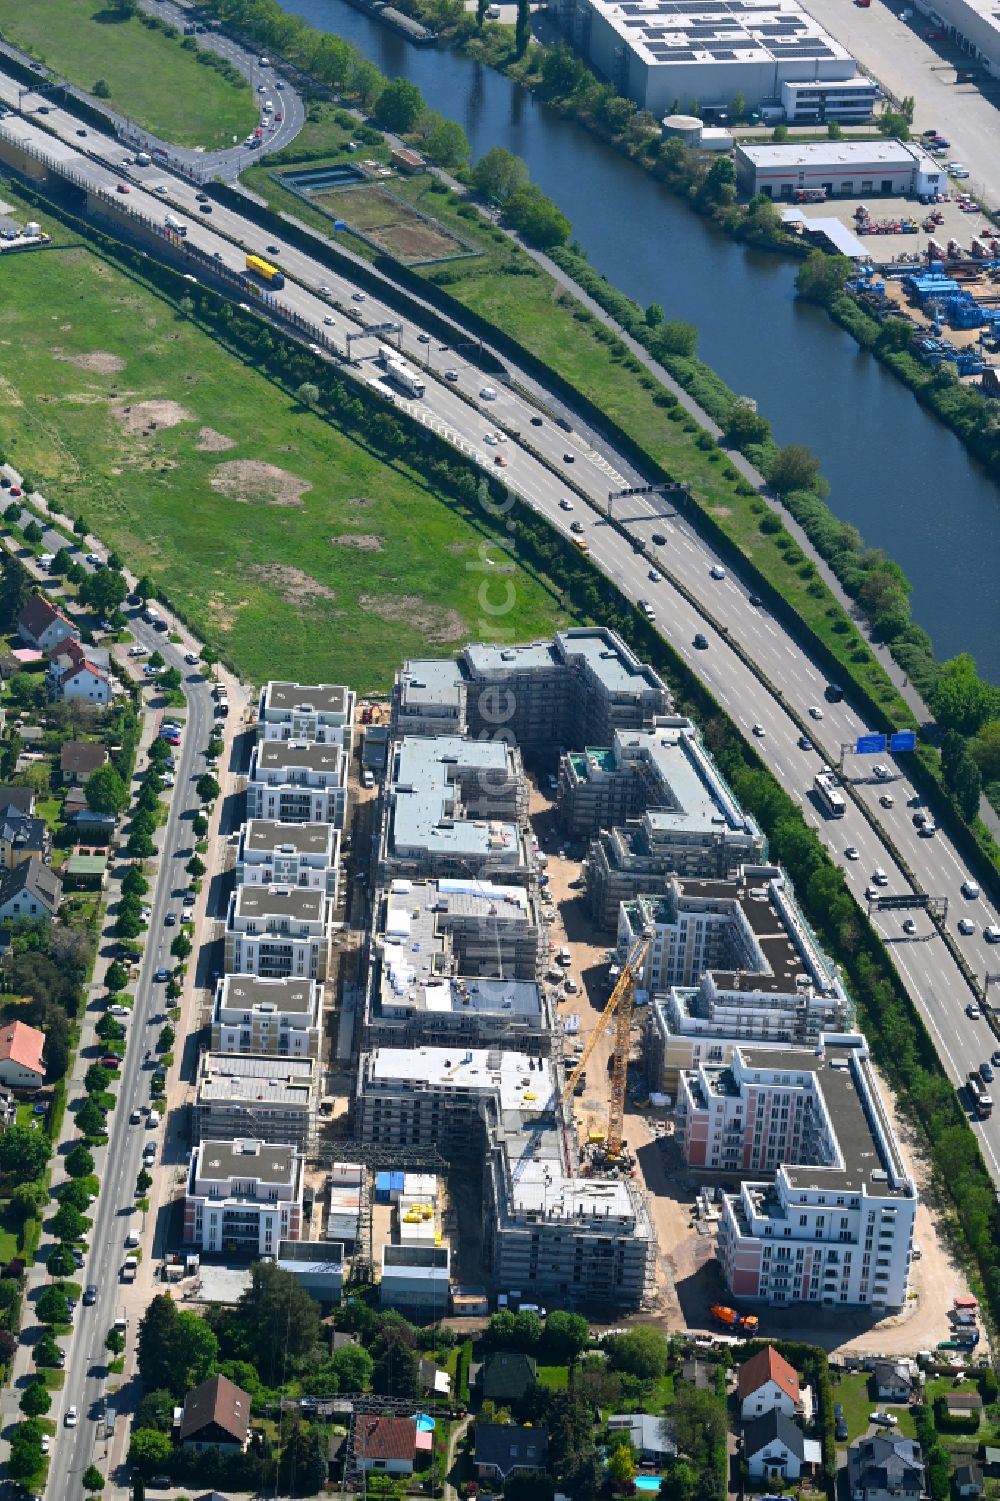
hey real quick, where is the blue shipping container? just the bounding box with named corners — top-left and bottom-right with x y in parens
top-left (375, 1171), bottom-right (392, 1203)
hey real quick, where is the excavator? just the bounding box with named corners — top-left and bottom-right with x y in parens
top-left (560, 932), bottom-right (650, 1170)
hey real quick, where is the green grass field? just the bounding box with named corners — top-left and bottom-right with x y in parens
top-left (0, 0), bottom-right (255, 149)
top-left (0, 224), bottom-right (571, 689)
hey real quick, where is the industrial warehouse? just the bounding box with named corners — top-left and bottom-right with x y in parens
top-left (734, 139), bottom-right (946, 200)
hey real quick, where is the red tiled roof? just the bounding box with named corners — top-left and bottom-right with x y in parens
top-left (355, 1416), bottom-right (417, 1463)
top-left (737, 1346), bottom-right (800, 1404)
top-left (17, 596), bottom-right (73, 641)
top-left (0, 1020), bottom-right (44, 1077)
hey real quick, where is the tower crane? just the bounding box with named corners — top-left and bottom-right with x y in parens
top-left (560, 933), bottom-right (650, 1163)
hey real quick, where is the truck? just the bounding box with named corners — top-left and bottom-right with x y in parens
top-left (164, 214), bottom-right (187, 238)
top-left (245, 253), bottom-right (285, 290)
top-left (121, 1256), bottom-right (138, 1283)
top-left (377, 344), bottom-right (426, 399)
top-left (967, 1071), bottom-right (993, 1119)
top-left (711, 1303), bottom-right (759, 1332)
top-left (813, 770), bottom-right (846, 818)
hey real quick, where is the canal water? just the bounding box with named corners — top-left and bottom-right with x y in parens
top-left (281, 0), bottom-right (1000, 682)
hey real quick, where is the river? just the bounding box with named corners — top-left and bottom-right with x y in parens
top-left (281, 0), bottom-right (1000, 683)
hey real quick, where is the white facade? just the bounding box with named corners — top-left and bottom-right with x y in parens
top-left (735, 139), bottom-right (944, 199)
top-left (247, 741), bottom-right (348, 828)
top-left (779, 77), bottom-right (879, 122)
top-left (184, 1139), bottom-right (303, 1254)
top-left (236, 819), bottom-right (340, 898)
top-left (211, 973), bottom-right (322, 1058)
top-left (224, 884), bottom-right (331, 983)
top-left (257, 680), bottom-right (355, 746)
top-left (568, 0), bottom-right (856, 116)
top-left (914, 0), bottom-right (1000, 77)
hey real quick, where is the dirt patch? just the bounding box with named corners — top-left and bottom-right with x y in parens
top-left (348, 496), bottom-right (377, 507)
top-left (358, 593), bottom-right (465, 643)
top-left (195, 427), bottom-right (236, 453)
top-left (251, 564), bottom-right (338, 611)
top-left (112, 400), bottom-right (194, 435)
top-left (708, 505), bottom-right (732, 518)
top-left (53, 349), bottom-right (125, 375)
top-left (210, 459), bottom-right (310, 508)
top-left (331, 533), bottom-right (384, 552)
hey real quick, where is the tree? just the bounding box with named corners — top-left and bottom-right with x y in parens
top-left (22, 520), bottom-right (43, 547)
top-left (972, 720), bottom-right (1000, 782)
top-left (607, 1442), bottom-right (637, 1488)
top-left (724, 400), bottom-right (771, 448)
top-left (373, 1341), bottom-right (420, 1398)
top-left (878, 108), bottom-right (910, 140)
top-left (106, 1328), bottom-right (126, 1354)
top-left (84, 1063), bottom-right (110, 1095)
top-left (0, 1124), bottom-right (51, 1183)
top-left (136, 1389), bottom-right (177, 1431)
top-left (129, 1427), bottom-right (173, 1470)
top-left (697, 154), bottom-right (737, 207)
top-left (76, 1097), bottom-right (106, 1138)
top-left (50, 1203), bottom-right (87, 1242)
top-left (196, 773), bottom-right (220, 803)
top-left (37, 1285), bottom-right (70, 1325)
top-left (159, 668), bottom-right (182, 693)
top-left (374, 78), bottom-right (424, 133)
top-left (136, 1168), bottom-right (152, 1194)
top-left (827, 120), bottom-right (844, 140)
top-left (66, 1144), bottom-right (95, 1179)
top-left (659, 1460), bottom-right (695, 1501)
top-left (652, 320), bottom-right (698, 357)
top-left (46, 1243), bottom-right (77, 1278)
top-left (515, 0), bottom-right (531, 55)
top-left (192, 812), bottom-right (209, 838)
top-left (604, 1327), bottom-right (668, 1379)
top-left (9, 1419), bottom-right (44, 1481)
top-left (771, 122), bottom-right (789, 142)
top-left (86, 764), bottom-right (128, 816)
top-left (33, 1332), bottom-right (61, 1367)
top-left (170, 933), bottom-right (192, 963)
top-left (645, 303), bottom-right (664, 328)
top-left (137, 1294), bottom-right (180, 1392)
top-left (61, 1178), bottom-right (98, 1212)
top-left (424, 115), bottom-right (470, 168)
top-left (3, 501), bottom-right (21, 525)
top-left (952, 753), bottom-right (982, 822)
top-left (19, 1380), bottom-right (51, 1417)
top-left (186, 854), bottom-right (206, 879)
top-left (541, 44), bottom-right (586, 96)
top-left (296, 382), bottom-right (320, 410)
top-left (932, 654), bottom-right (999, 736)
top-left (473, 146), bottom-right (529, 206)
top-left (541, 1310), bottom-right (589, 1362)
top-left (127, 830), bottom-right (155, 859)
top-left (83, 1465), bottom-right (106, 1492)
top-left (505, 184), bottom-right (572, 248)
top-left (11, 1180), bottom-right (47, 1220)
top-left (135, 574), bottom-right (155, 604)
top-left (672, 1386), bottom-right (726, 1462)
top-left (235, 1262), bottom-right (321, 1382)
top-left (79, 567), bottom-right (127, 618)
top-left (768, 442), bottom-right (823, 495)
top-left (731, 90), bottom-right (746, 119)
top-left (105, 958), bottom-right (130, 991)
top-left (329, 1342), bottom-right (374, 1391)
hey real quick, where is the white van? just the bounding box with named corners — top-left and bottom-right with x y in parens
top-left (262, 99), bottom-right (273, 114)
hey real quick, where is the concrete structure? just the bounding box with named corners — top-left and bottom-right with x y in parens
top-left (16, 596), bottom-right (78, 654)
top-left (678, 1037), bottom-right (917, 1310)
top-left (393, 629), bottom-right (670, 757)
top-left (0, 1020), bottom-right (45, 1091)
top-left (0, 857), bottom-right (62, 924)
top-left (257, 680), bottom-right (355, 745)
top-left (744, 1411), bottom-right (819, 1482)
top-left (276, 1238), bottom-right (345, 1304)
top-left (365, 876), bottom-right (551, 1052)
top-left (581, 722), bottom-right (765, 927)
top-left (180, 1375), bottom-right (251, 1454)
top-left (193, 1052), bottom-right (316, 1149)
top-left (848, 1435), bottom-right (924, 1501)
top-left (561, 0), bottom-right (857, 116)
top-left (738, 1346), bottom-right (802, 1421)
top-left (735, 139), bottom-right (944, 200)
top-left (380, 1243), bottom-right (451, 1311)
top-left (184, 1138), bottom-right (304, 1254)
top-left (47, 639), bottom-right (111, 705)
top-left (379, 735), bottom-right (533, 884)
top-left (358, 1046), bottom-right (656, 1308)
top-left (224, 884), bottom-right (331, 983)
top-left (211, 974), bottom-right (322, 1059)
top-left (235, 819), bottom-right (340, 899)
top-left (247, 740), bottom-right (348, 828)
top-left (779, 76), bottom-right (879, 122)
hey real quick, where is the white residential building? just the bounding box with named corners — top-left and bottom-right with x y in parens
top-left (235, 819), bottom-right (340, 899)
top-left (247, 740), bottom-right (348, 827)
top-left (677, 1036), bottom-right (917, 1310)
top-left (183, 1138), bottom-right (304, 1255)
top-left (193, 1053), bottom-right (316, 1149)
top-left (257, 681), bottom-right (355, 746)
top-left (224, 884), bottom-right (331, 983)
top-left (211, 974), bottom-right (322, 1058)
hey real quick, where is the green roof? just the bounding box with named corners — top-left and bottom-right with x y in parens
top-left (65, 854), bottom-right (107, 876)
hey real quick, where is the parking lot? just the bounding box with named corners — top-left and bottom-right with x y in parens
top-left (790, 187), bottom-right (995, 260)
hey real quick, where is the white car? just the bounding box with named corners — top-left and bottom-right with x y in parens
top-left (184, 651), bottom-right (199, 665)
top-left (108, 1004), bottom-right (129, 1016)
top-left (967, 1002), bottom-right (982, 1019)
top-left (710, 564), bottom-right (726, 580)
top-left (324, 315), bottom-right (335, 326)
top-left (649, 568), bottom-right (662, 583)
top-left (962, 881), bottom-right (980, 899)
top-left (845, 846), bottom-right (859, 860)
top-left (873, 763), bottom-right (891, 780)
top-left (480, 387), bottom-right (497, 401)
top-left (958, 918), bottom-right (977, 936)
top-left (872, 867), bottom-right (888, 885)
top-left (809, 705), bottom-right (824, 720)
top-left (870, 1412), bottom-right (898, 1428)
top-left (752, 723), bottom-right (765, 737)
top-left (902, 918), bottom-right (916, 934)
top-left (351, 291), bottom-right (366, 302)
top-left (948, 163), bottom-right (971, 178)
top-left (65, 1406), bottom-right (78, 1427)
top-left (484, 433), bottom-right (498, 446)
top-left (320, 284), bottom-right (331, 296)
top-left (128, 645), bottom-right (148, 658)
top-left (559, 498), bottom-right (574, 511)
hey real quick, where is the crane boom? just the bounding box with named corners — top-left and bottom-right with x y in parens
top-left (561, 935), bottom-right (649, 1157)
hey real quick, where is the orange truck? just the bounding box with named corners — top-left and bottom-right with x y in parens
top-left (711, 1303), bottom-right (759, 1332)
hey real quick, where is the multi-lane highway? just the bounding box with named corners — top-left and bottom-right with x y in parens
top-left (1, 72), bottom-right (999, 1178)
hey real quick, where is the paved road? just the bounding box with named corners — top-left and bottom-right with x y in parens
top-left (3, 87), bottom-right (1000, 1182)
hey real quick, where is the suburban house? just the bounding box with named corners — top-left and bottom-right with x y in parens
top-left (738, 1346), bottom-right (802, 1421)
top-left (743, 1411), bottom-right (820, 1482)
top-left (179, 1374), bottom-right (251, 1453)
top-left (954, 1464), bottom-right (984, 1498)
top-left (944, 1393), bottom-right (983, 1423)
top-left (474, 1423), bottom-right (549, 1483)
top-left (848, 1435), bottom-right (924, 1501)
top-left (0, 857), bottom-right (62, 924)
top-left (17, 597), bottom-right (79, 654)
top-left (0, 1021), bottom-right (45, 1090)
top-left (873, 1360), bottom-right (915, 1403)
top-left (478, 1351), bottom-right (538, 1404)
top-left (354, 1416), bottom-right (418, 1476)
top-left (59, 742), bottom-right (109, 784)
top-left (608, 1414), bottom-right (677, 1463)
top-left (0, 811), bottom-right (46, 870)
top-left (0, 788), bottom-right (35, 816)
top-left (47, 639), bottom-right (111, 705)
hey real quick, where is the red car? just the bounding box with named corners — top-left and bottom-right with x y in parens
top-left (116, 182), bottom-right (130, 194)
top-left (8, 486), bottom-right (21, 497)
top-left (494, 455), bottom-right (508, 467)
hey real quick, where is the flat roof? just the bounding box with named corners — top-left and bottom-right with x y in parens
top-left (612, 720), bottom-right (759, 838)
top-left (366, 1046), bottom-right (556, 1115)
top-left (241, 820), bottom-right (336, 858)
top-left (217, 974), bottom-right (318, 1016)
top-left (464, 640), bottom-right (560, 675)
top-left (398, 658), bottom-right (464, 707)
top-left (781, 208), bottom-right (869, 259)
top-left (197, 1053), bottom-right (315, 1108)
top-left (389, 737), bottom-right (524, 862)
top-left (231, 884), bottom-right (326, 922)
top-left (264, 681), bottom-right (350, 717)
top-left (277, 1238), bottom-right (345, 1271)
top-left (557, 628), bottom-right (666, 698)
top-left (739, 139), bottom-right (935, 170)
top-left (509, 1157), bottom-right (638, 1220)
top-left (194, 1138), bottom-right (298, 1185)
top-left (254, 740), bottom-right (344, 776)
top-left (588, 0), bottom-right (852, 70)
